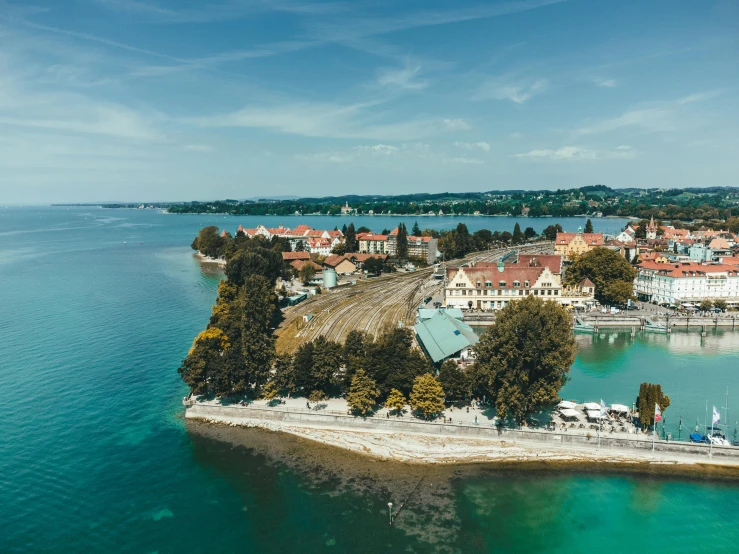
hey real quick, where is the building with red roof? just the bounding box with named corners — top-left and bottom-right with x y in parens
top-left (554, 231), bottom-right (604, 259)
top-left (634, 261), bottom-right (739, 307)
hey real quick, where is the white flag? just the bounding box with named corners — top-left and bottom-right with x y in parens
top-left (600, 399), bottom-right (607, 417)
top-left (654, 404), bottom-right (662, 423)
top-left (712, 406), bottom-right (721, 426)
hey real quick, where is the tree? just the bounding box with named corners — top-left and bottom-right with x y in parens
top-left (564, 247), bottom-right (637, 306)
top-left (636, 383), bottom-right (670, 430)
top-left (345, 223), bottom-right (358, 253)
top-left (363, 257), bottom-right (385, 274)
top-left (472, 295), bottom-right (576, 423)
top-left (226, 248), bottom-right (283, 287)
top-left (294, 240), bottom-right (305, 252)
top-left (192, 226), bottom-right (225, 258)
top-left (357, 226), bottom-right (371, 233)
top-left (524, 226), bottom-right (537, 241)
top-left (294, 335), bottom-right (343, 395)
top-left (584, 218), bottom-right (594, 234)
top-left (261, 380), bottom-right (280, 400)
top-left (364, 327), bottom-right (431, 397)
top-left (542, 224), bottom-right (563, 241)
top-left (385, 389), bottom-right (407, 415)
top-left (179, 327), bottom-right (230, 396)
top-left (699, 298), bottom-right (714, 312)
top-left (412, 221), bottom-right (421, 236)
top-left (342, 330), bottom-right (368, 386)
top-left (513, 222), bottom-right (525, 244)
top-left (396, 223), bottom-right (409, 259)
top-left (438, 360), bottom-right (468, 404)
top-left (346, 370), bottom-right (380, 415)
top-left (331, 242), bottom-right (347, 255)
top-left (272, 353), bottom-right (297, 397)
top-left (239, 275), bottom-right (277, 395)
top-left (410, 374), bottom-right (445, 420)
top-left (299, 263), bottom-right (316, 285)
top-left (714, 299), bottom-right (727, 312)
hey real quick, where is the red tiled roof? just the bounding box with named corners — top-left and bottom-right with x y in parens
top-left (447, 265), bottom-right (547, 289)
top-left (580, 278), bottom-right (595, 287)
top-left (323, 254), bottom-right (355, 268)
top-left (512, 254), bottom-right (563, 273)
top-left (357, 233), bottom-right (388, 241)
top-left (555, 232), bottom-right (604, 246)
top-left (282, 251), bottom-right (311, 261)
top-left (638, 262), bottom-right (739, 277)
top-left (348, 253), bottom-right (388, 262)
top-left (290, 260), bottom-right (322, 271)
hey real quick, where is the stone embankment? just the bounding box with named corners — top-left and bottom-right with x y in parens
top-left (184, 401), bottom-right (739, 468)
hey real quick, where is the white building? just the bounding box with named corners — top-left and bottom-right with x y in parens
top-left (443, 261), bottom-right (594, 311)
top-left (634, 262), bottom-right (739, 307)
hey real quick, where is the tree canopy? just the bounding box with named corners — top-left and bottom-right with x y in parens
top-left (564, 248), bottom-right (637, 306)
top-left (346, 370), bottom-right (380, 415)
top-left (409, 374), bottom-right (445, 420)
top-left (584, 219), bottom-right (594, 233)
top-left (636, 383), bottom-right (670, 430)
top-left (472, 295), bottom-right (576, 423)
top-left (438, 360), bottom-right (469, 404)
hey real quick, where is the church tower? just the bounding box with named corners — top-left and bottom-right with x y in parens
top-left (646, 216), bottom-right (657, 240)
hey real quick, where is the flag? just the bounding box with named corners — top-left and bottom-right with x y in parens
top-left (654, 404), bottom-right (662, 423)
top-left (600, 399), bottom-right (607, 418)
top-left (712, 406), bottom-right (721, 426)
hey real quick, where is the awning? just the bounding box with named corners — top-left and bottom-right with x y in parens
top-left (682, 303), bottom-right (695, 307)
top-left (583, 402), bottom-right (601, 411)
top-left (586, 410), bottom-right (607, 420)
top-left (557, 401), bottom-right (577, 410)
top-left (610, 404), bottom-right (630, 413)
top-left (560, 408), bottom-right (580, 418)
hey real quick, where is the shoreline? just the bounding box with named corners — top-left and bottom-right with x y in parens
top-left (184, 404), bottom-right (739, 479)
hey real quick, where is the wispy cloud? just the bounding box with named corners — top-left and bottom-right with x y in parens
top-left (190, 101), bottom-right (471, 140)
top-left (184, 144), bottom-right (214, 152)
top-left (574, 107), bottom-right (673, 136)
top-left (454, 141), bottom-right (490, 152)
top-left (446, 156), bottom-right (484, 165)
top-left (474, 76), bottom-right (548, 103)
top-left (353, 144), bottom-right (399, 155)
top-left (593, 77), bottom-right (617, 88)
top-left (678, 90), bottom-right (723, 104)
top-left (512, 145), bottom-right (636, 161)
top-left (377, 61), bottom-right (428, 90)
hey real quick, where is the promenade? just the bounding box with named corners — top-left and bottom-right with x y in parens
top-left (184, 397), bottom-right (739, 469)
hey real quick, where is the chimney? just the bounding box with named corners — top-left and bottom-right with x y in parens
top-left (497, 260), bottom-right (504, 273)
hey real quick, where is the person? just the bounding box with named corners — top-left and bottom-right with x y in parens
top-left (474, 416), bottom-right (478, 424)
top-left (306, 401), bottom-right (310, 409)
top-left (449, 417), bottom-right (452, 424)
top-left (386, 412), bottom-right (390, 419)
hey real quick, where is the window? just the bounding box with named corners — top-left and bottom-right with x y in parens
top-left (499, 281), bottom-right (506, 287)
top-left (524, 280), bottom-right (529, 287)
top-left (476, 281), bottom-right (481, 288)
top-left (513, 280), bottom-right (520, 287)
top-left (455, 283), bottom-right (466, 287)
top-left (485, 281), bottom-right (492, 287)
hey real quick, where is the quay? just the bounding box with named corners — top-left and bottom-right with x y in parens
top-left (184, 398), bottom-right (739, 468)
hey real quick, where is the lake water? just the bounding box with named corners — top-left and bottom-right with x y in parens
top-left (1, 206), bottom-right (738, 553)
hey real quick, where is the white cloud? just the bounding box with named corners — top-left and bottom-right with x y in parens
top-left (377, 62), bottom-right (428, 90)
top-left (512, 145), bottom-right (636, 161)
top-left (446, 156), bottom-right (484, 165)
top-left (296, 151), bottom-right (354, 163)
top-left (574, 108), bottom-right (672, 136)
top-left (509, 132), bottom-right (524, 139)
top-left (678, 90), bottom-right (723, 104)
top-left (454, 141), bottom-right (490, 152)
top-left (475, 77), bottom-right (548, 103)
top-left (191, 101), bottom-right (471, 141)
top-left (353, 144), bottom-right (399, 155)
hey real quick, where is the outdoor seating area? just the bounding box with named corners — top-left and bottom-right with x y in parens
top-left (548, 400), bottom-right (637, 435)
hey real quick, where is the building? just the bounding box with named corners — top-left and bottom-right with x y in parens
top-left (414, 310), bottom-right (479, 363)
top-left (554, 231), bottom-right (605, 259)
top-left (443, 260), bottom-right (594, 311)
top-left (340, 202), bottom-right (354, 215)
top-left (508, 253), bottom-right (564, 275)
top-left (689, 244), bottom-right (713, 263)
top-left (282, 251), bottom-right (311, 262)
top-left (322, 254), bottom-right (357, 275)
top-left (708, 238), bottom-right (732, 259)
top-left (605, 239), bottom-right (640, 261)
top-left (357, 232), bottom-right (389, 254)
top-left (634, 261), bottom-right (739, 308)
top-left (646, 216), bottom-right (658, 240)
top-left (306, 237), bottom-right (334, 256)
top-left (387, 228), bottom-right (439, 264)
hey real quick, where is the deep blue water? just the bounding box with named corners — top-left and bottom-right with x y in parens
top-left (1, 206), bottom-right (737, 553)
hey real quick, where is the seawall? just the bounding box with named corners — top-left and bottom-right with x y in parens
top-left (184, 402), bottom-right (739, 467)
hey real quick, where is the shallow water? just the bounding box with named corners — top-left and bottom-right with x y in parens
top-left (1, 206), bottom-right (737, 553)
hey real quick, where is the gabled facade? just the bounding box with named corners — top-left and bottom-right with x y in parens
top-left (554, 232), bottom-right (604, 259)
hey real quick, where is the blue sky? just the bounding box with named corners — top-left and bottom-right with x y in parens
top-left (1, 0), bottom-right (738, 203)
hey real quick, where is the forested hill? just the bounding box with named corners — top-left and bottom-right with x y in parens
top-left (99, 185), bottom-right (739, 223)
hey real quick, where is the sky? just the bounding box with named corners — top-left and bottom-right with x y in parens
top-left (1, 0), bottom-right (738, 203)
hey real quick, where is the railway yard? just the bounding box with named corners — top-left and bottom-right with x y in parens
top-left (274, 243), bottom-right (553, 353)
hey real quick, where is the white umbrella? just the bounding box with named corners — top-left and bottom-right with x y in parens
top-left (587, 410), bottom-right (607, 420)
top-left (610, 404), bottom-right (630, 413)
top-left (560, 408), bottom-right (580, 418)
top-left (583, 402), bottom-right (601, 411)
top-left (557, 401), bottom-right (577, 410)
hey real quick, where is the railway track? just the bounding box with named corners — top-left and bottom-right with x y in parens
top-left (275, 242), bottom-right (553, 352)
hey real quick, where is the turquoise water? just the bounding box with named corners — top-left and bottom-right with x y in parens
top-left (1, 206), bottom-right (738, 553)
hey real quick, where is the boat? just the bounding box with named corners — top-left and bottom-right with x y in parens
top-left (706, 427), bottom-right (731, 446)
top-left (689, 432), bottom-right (707, 444)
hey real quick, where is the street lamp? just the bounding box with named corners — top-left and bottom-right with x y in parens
top-left (388, 502), bottom-right (393, 525)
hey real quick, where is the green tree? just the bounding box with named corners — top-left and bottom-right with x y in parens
top-left (437, 360), bottom-right (468, 404)
top-left (524, 226), bottom-right (537, 241)
top-left (385, 388), bottom-right (407, 415)
top-left (272, 353), bottom-right (297, 397)
top-left (192, 226), bottom-right (225, 258)
top-left (584, 218), bottom-right (594, 233)
top-left (412, 221), bottom-right (421, 236)
top-left (357, 226), bottom-right (371, 233)
top-left (512, 223), bottom-right (524, 245)
top-left (714, 299), bottom-right (727, 312)
top-left (226, 248), bottom-right (283, 287)
top-left (179, 327), bottom-right (230, 396)
top-left (299, 263), bottom-right (316, 284)
top-left (294, 336), bottom-right (343, 395)
top-left (542, 224), bottom-right (563, 241)
top-left (239, 275), bottom-right (277, 395)
top-left (564, 247), bottom-right (637, 305)
top-left (342, 330), bottom-right (368, 386)
top-left (346, 370), bottom-right (380, 415)
top-left (260, 380), bottom-right (280, 400)
top-left (363, 257), bottom-right (385, 274)
top-left (636, 383), bottom-right (671, 430)
top-left (365, 327), bottom-right (431, 397)
top-left (699, 298), bottom-right (714, 311)
top-left (409, 374), bottom-right (445, 420)
top-left (473, 295), bottom-right (576, 423)
top-left (396, 223), bottom-right (409, 259)
top-left (345, 223), bottom-right (358, 253)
